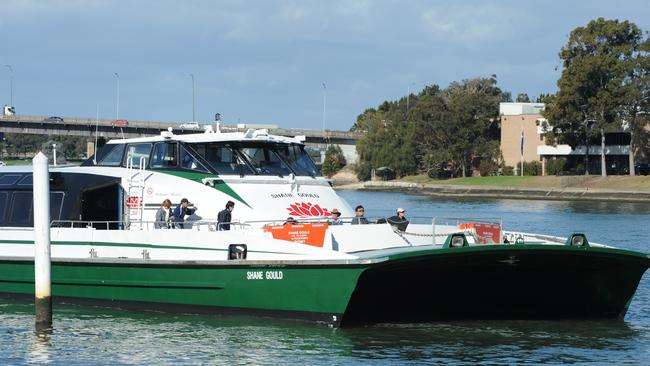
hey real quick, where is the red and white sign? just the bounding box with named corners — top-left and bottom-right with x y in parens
top-left (127, 196), bottom-right (142, 208)
top-left (459, 222), bottom-right (502, 244)
top-left (287, 202), bottom-right (332, 218)
top-left (263, 222), bottom-right (329, 247)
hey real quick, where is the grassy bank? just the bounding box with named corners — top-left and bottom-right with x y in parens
top-left (398, 175), bottom-right (650, 192)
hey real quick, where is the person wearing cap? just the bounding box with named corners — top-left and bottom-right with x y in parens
top-left (172, 198), bottom-right (197, 229)
top-left (351, 205), bottom-right (369, 225)
top-left (328, 208), bottom-right (343, 225)
top-left (387, 208), bottom-right (409, 232)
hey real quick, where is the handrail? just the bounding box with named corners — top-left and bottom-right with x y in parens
top-left (50, 215), bottom-right (505, 234)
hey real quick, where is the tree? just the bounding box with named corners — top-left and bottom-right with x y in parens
top-left (543, 18), bottom-right (648, 176)
top-left (321, 145), bottom-right (347, 178)
top-left (516, 93), bottom-right (530, 103)
top-left (354, 78), bottom-right (507, 180)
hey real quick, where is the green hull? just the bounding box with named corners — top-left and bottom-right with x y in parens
top-left (344, 244), bottom-right (650, 325)
top-left (0, 244), bottom-right (648, 327)
top-left (0, 258), bottom-right (367, 326)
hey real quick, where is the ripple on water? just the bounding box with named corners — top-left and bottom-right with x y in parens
top-left (1, 192), bottom-right (650, 365)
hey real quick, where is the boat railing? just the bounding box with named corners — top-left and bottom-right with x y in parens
top-left (49, 216), bottom-right (504, 244)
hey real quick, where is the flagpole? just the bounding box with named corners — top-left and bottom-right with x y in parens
top-left (520, 126), bottom-right (524, 177)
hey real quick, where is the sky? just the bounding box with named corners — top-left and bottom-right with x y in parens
top-left (1, 0), bottom-right (649, 131)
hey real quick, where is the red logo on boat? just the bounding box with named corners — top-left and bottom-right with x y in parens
top-left (287, 202), bottom-right (332, 217)
top-left (127, 196), bottom-right (142, 208)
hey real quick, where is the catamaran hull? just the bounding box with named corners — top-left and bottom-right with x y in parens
top-left (0, 245), bottom-right (647, 327)
top-left (0, 258), bottom-right (366, 327)
top-left (342, 245), bottom-right (650, 325)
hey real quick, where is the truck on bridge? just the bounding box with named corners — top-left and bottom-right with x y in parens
top-left (3, 105), bottom-right (15, 116)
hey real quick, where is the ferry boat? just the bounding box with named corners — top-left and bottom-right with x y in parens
top-left (0, 127), bottom-right (648, 327)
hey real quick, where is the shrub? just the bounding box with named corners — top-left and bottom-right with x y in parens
top-left (321, 145), bottom-right (347, 178)
top-left (502, 166), bottom-right (514, 176)
top-left (546, 158), bottom-right (566, 175)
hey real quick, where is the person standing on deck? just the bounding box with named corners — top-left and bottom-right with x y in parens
top-left (155, 199), bottom-right (173, 229)
top-left (387, 207), bottom-right (409, 232)
top-left (328, 208), bottom-right (343, 225)
top-left (351, 205), bottom-right (369, 225)
top-left (173, 198), bottom-right (197, 229)
top-left (217, 201), bottom-right (235, 231)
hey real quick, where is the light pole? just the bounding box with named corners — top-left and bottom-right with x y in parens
top-left (4, 65), bottom-right (13, 106)
top-left (52, 143), bottom-right (57, 166)
top-left (114, 73), bottom-right (120, 120)
top-left (321, 82), bottom-right (327, 136)
top-left (583, 119), bottom-right (595, 175)
top-left (407, 82), bottom-right (415, 115)
top-left (190, 73), bottom-right (195, 122)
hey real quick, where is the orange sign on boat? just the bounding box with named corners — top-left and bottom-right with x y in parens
top-left (459, 222), bottom-right (502, 244)
top-left (263, 222), bottom-right (329, 247)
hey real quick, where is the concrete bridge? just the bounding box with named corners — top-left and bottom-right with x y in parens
top-left (0, 114), bottom-right (362, 163)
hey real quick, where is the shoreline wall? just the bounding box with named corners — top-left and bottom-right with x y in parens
top-left (348, 181), bottom-right (650, 203)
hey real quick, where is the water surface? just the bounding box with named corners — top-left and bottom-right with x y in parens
top-left (1, 191), bottom-right (649, 365)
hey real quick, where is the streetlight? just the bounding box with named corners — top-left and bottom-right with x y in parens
top-left (583, 119), bottom-right (595, 175)
top-left (52, 143), bottom-right (57, 166)
top-left (407, 82), bottom-right (416, 115)
top-left (114, 73), bottom-right (120, 120)
top-left (4, 65), bottom-right (13, 106)
top-left (190, 73), bottom-right (195, 122)
top-left (321, 82), bottom-right (327, 135)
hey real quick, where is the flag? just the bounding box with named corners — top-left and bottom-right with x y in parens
top-left (520, 128), bottom-right (524, 157)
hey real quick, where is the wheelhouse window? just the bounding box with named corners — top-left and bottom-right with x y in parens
top-left (0, 191), bottom-right (7, 224)
top-left (180, 145), bottom-right (209, 173)
top-left (275, 144), bottom-right (321, 177)
top-left (151, 142), bottom-right (178, 168)
top-left (187, 143), bottom-right (254, 175)
top-left (97, 144), bottom-right (126, 166)
top-left (239, 145), bottom-right (292, 176)
top-left (123, 143), bottom-right (153, 167)
top-left (0, 175), bottom-right (21, 185)
top-left (18, 175), bottom-right (33, 185)
top-left (9, 192), bottom-right (33, 225)
top-left (50, 192), bottom-right (64, 222)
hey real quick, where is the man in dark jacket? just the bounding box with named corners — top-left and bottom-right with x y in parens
top-left (351, 205), bottom-right (369, 225)
top-left (387, 207), bottom-right (409, 232)
top-left (217, 201), bottom-right (235, 230)
top-left (173, 198), bottom-right (197, 229)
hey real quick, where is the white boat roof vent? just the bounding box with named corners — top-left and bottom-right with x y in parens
top-left (244, 129), bottom-right (255, 139)
top-left (161, 127), bottom-right (174, 139)
top-left (253, 129), bottom-right (269, 138)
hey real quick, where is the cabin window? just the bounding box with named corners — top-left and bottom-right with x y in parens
top-left (9, 192), bottom-right (33, 225)
top-left (180, 145), bottom-right (209, 172)
top-left (50, 192), bottom-right (64, 222)
top-left (97, 144), bottom-right (126, 166)
top-left (151, 142), bottom-right (178, 168)
top-left (188, 143), bottom-right (254, 175)
top-left (0, 175), bottom-right (21, 186)
top-left (275, 144), bottom-right (322, 177)
top-left (239, 145), bottom-right (292, 176)
top-left (123, 143), bottom-right (153, 167)
top-left (0, 191), bottom-right (7, 224)
top-left (18, 175), bottom-right (33, 185)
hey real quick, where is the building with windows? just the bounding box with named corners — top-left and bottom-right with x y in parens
top-left (499, 102), bottom-right (638, 175)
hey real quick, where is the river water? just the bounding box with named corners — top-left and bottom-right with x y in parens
top-left (1, 190), bottom-right (649, 365)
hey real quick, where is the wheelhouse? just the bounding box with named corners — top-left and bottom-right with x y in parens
top-left (86, 137), bottom-right (321, 178)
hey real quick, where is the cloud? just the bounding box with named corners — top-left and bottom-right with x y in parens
top-left (420, 3), bottom-right (525, 46)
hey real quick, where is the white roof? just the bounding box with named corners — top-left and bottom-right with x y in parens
top-left (107, 130), bottom-right (302, 145)
top-left (500, 102), bottom-right (545, 116)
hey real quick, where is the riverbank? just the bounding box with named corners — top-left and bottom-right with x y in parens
top-left (333, 175), bottom-right (650, 202)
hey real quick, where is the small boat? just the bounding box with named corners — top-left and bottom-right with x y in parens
top-left (0, 128), bottom-right (648, 327)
